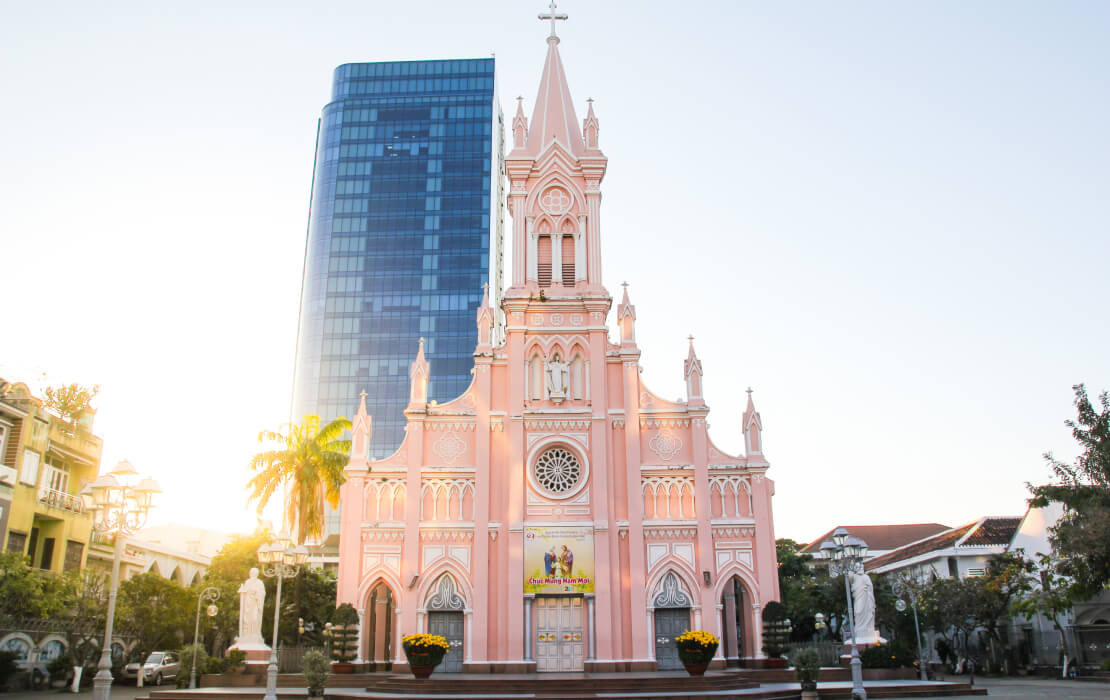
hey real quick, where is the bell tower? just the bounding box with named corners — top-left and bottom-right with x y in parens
top-left (505, 6), bottom-right (608, 297)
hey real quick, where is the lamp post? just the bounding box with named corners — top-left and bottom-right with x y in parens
top-left (189, 587), bottom-right (221, 688)
top-left (79, 460), bottom-right (161, 700)
top-left (891, 579), bottom-right (929, 682)
top-left (818, 528), bottom-right (869, 700)
top-left (257, 534), bottom-right (309, 700)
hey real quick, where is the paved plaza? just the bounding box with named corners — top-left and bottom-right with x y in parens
top-left (3, 675), bottom-right (1107, 699)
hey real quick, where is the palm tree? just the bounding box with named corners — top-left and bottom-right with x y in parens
top-left (247, 415), bottom-right (352, 544)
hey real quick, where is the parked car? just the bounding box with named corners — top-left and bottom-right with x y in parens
top-left (122, 652), bottom-right (179, 686)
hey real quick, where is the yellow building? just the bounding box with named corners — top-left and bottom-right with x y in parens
top-left (0, 380), bottom-right (102, 573)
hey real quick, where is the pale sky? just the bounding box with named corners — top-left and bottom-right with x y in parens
top-left (2, 1), bottom-right (1107, 545)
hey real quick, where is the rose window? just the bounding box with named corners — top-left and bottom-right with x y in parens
top-left (534, 447), bottom-right (581, 495)
top-left (540, 187), bottom-right (571, 215)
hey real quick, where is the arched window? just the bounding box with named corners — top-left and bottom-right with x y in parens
top-left (570, 354), bottom-right (585, 401)
top-left (561, 233), bottom-right (575, 283)
top-left (537, 236), bottom-right (552, 287)
top-left (530, 354), bottom-right (544, 400)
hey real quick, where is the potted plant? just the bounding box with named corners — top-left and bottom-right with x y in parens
top-left (224, 649), bottom-right (247, 674)
top-left (302, 649), bottom-right (330, 697)
top-left (674, 630), bottom-right (719, 676)
top-left (401, 634), bottom-right (450, 679)
top-left (47, 653), bottom-right (75, 688)
top-left (331, 604), bottom-right (359, 673)
top-left (0, 651), bottom-right (20, 692)
top-left (792, 647), bottom-right (821, 699)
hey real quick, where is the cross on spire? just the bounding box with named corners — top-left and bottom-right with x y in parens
top-left (538, 0), bottom-right (568, 39)
top-left (746, 387), bottom-right (754, 397)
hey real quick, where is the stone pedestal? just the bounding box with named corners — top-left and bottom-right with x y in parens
top-left (228, 642), bottom-right (272, 664)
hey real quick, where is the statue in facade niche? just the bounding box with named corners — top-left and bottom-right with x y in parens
top-left (237, 567), bottom-right (266, 645)
top-left (546, 354), bottom-right (569, 402)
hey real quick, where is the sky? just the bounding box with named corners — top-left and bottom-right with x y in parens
top-left (2, 1), bottom-right (1107, 545)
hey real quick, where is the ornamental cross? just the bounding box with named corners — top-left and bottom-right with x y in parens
top-left (538, 0), bottom-right (568, 38)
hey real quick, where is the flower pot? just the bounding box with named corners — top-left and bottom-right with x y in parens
top-left (331, 663), bottom-right (354, 674)
top-left (404, 651), bottom-right (444, 679)
top-left (682, 661), bottom-right (709, 676)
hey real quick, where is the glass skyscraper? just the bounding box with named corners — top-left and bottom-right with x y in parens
top-left (293, 58), bottom-right (504, 459)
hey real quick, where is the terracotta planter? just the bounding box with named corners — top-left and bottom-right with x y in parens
top-left (331, 662), bottom-right (354, 674)
top-left (404, 650), bottom-right (444, 679)
top-left (682, 662), bottom-right (709, 676)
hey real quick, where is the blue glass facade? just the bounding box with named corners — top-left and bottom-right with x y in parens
top-left (294, 58), bottom-right (504, 459)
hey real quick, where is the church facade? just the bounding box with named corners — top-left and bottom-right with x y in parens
top-left (336, 19), bottom-right (780, 673)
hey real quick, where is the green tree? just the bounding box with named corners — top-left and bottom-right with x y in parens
top-left (0, 551), bottom-right (75, 619)
top-left (921, 576), bottom-right (979, 661)
top-left (116, 572), bottom-right (192, 663)
top-left (1011, 553), bottom-right (1077, 678)
top-left (247, 415), bottom-right (352, 544)
top-left (1028, 384), bottom-right (1110, 597)
top-left (201, 532), bottom-right (271, 654)
top-left (774, 539), bottom-right (846, 642)
top-left (43, 383), bottom-right (99, 426)
top-left (969, 552), bottom-right (1035, 673)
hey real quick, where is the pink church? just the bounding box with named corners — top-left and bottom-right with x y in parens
top-left (336, 22), bottom-right (780, 674)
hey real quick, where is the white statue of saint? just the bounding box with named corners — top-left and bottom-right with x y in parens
top-left (545, 355), bottom-right (569, 402)
top-left (236, 567), bottom-right (267, 646)
top-left (849, 571), bottom-right (884, 645)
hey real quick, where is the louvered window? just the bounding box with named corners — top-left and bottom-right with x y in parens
top-left (537, 236), bottom-right (552, 287)
top-left (561, 235), bottom-right (575, 283)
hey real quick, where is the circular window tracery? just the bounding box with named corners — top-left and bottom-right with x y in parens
top-left (534, 447), bottom-right (581, 495)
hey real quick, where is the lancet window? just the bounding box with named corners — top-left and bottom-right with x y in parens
top-left (537, 235), bottom-right (553, 287)
top-left (709, 476), bottom-right (753, 518)
top-left (569, 353), bottom-right (585, 401)
top-left (364, 480), bottom-right (406, 521)
top-left (421, 479), bottom-right (475, 521)
top-left (642, 476), bottom-right (696, 520)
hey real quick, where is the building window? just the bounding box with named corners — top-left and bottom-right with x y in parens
top-left (19, 449), bottom-right (40, 486)
top-left (537, 236), bottom-right (552, 287)
top-left (6, 530), bottom-right (26, 554)
top-left (64, 541), bottom-right (84, 572)
top-left (533, 447), bottom-right (581, 495)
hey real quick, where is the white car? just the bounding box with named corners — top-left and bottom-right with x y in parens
top-left (122, 652), bottom-right (180, 686)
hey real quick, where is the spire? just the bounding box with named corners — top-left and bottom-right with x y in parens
top-left (583, 97), bottom-right (600, 151)
top-left (520, 9), bottom-right (584, 158)
top-left (617, 281), bottom-right (637, 345)
top-left (408, 338), bottom-right (430, 407)
top-left (476, 283), bottom-right (494, 348)
top-left (350, 390), bottom-right (372, 466)
top-left (512, 96), bottom-right (528, 149)
top-left (684, 335), bottom-right (704, 403)
top-left (744, 387), bottom-right (764, 456)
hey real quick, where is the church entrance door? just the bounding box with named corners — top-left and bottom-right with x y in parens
top-left (654, 608), bottom-right (690, 670)
top-left (427, 612), bottom-right (464, 672)
top-left (535, 596), bottom-right (584, 672)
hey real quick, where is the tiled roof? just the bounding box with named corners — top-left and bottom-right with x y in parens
top-left (963, 517), bottom-right (1022, 545)
top-left (863, 516), bottom-right (1021, 572)
top-left (863, 523), bottom-right (975, 571)
top-left (802, 524), bottom-right (951, 554)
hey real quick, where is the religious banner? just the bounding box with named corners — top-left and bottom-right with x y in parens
top-left (524, 526), bottom-right (594, 594)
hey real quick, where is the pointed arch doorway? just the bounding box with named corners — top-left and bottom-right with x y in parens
top-left (363, 581), bottom-right (394, 671)
top-left (720, 576), bottom-right (755, 665)
top-left (652, 572), bottom-right (694, 670)
top-left (425, 575), bottom-right (465, 672)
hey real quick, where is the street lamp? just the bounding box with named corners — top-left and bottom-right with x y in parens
top-left (189, 586), bottom-right (221, 688)
top-left (891, 579), bottom-right (929, 682)
top-left (817, 527), bottom-right (869, 700)
top-left (258, 534), bottom-right (308, 700)
top-left (79, 460), bottom-right (161, 700)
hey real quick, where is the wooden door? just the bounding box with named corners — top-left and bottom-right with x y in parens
top-left (654, 608), bottom-right (691, 670)
top-left (535, 596), bottom-right (584, 672)
top-left (427, 611), bottom-right (464, 672)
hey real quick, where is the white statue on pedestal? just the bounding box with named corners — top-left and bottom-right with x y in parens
top-left (849, 571), bottom-right (884, 645)
top-left (236, 567), bottom-right (267, 647)
top-left (545, 355), bottom-right (569, 403)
